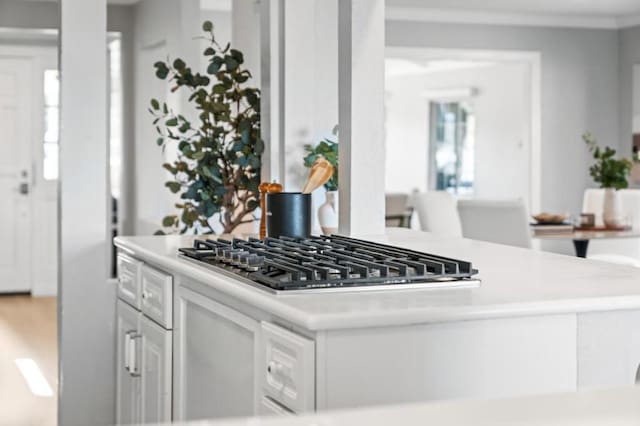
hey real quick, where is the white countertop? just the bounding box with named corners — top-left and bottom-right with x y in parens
top-left (114, 228), bottom-right (640, 330)
top-left (170, 386), bottom-right (640, 426)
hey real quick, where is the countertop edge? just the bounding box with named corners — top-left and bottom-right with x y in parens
top-left (114, 236), bottom-right (640, 330)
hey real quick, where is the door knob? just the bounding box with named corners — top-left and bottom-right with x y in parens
top-left (19, 182), bottom-right (29, 195)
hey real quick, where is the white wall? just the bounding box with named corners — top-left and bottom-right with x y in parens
top-left (620, 26), bottom-right (640, 152)
top-left (131, 0), bottom-right (201, 235)
top-left (385, 62), bottom-right (530, 202)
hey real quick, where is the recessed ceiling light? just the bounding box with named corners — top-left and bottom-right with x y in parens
top-left (14, 358), bottom-right (54, 397)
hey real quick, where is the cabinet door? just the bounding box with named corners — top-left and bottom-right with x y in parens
top-left (116, 300), bottom-right (141, 425)
top-left (174, 286), bottom-right (260, 421)
top-left (140, 316), bottom-right (172, 423)
top-left (578, 310), bottom-right (640, 389)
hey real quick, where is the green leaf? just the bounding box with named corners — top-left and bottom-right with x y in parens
top-left (173, 58), bottom-right (186, 71)
top-left (225, 56), bottom-right (239, 71)
top-left (166, 118), bottom-right (178, 127)
top-left (204, 47), bottom-right (215, 56)
top-left (150, 98), bottom-right (160, 110)
top-left (156, 137), bottom-right (164, 146)
top-left (162, 215), bottom-right (177, 227)
top-left (229, 49), bottom-right (244, 64)
top-left (165, 181), bottom-right (182, 193)
top-left (202, 21), bottom-right (213, 32)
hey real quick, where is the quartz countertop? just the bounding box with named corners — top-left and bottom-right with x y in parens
top-left (114, 228), bottom-right (640, 330)
top-left (165, 386), bottom-right (640, 426)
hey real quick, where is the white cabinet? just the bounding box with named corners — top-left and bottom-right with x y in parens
top-left (140, 316), bottom-right (172, 423)
top-left (116, 300), bottom-right (141, 425)
top-left (116, 300), bottom-right (172, 425)
top-left (578, 310), bottom-right (640, 389)
top-left (173, 286), bottom-right (260, 421)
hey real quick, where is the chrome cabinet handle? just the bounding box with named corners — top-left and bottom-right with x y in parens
top-left (635, 363), bottom-right (640, 385)
top-left (127, 332), bottom-right (142, 377)
top-left (124, 332), bottom-right (132, 372)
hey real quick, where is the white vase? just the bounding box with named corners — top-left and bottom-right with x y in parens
top-left (603, 187), bottom-right (624, 228)
top-left (318, 191), bottom-right (339, 235)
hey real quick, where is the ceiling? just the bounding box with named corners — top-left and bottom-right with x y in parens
top-left (386, 0), bottom-right (640, 17)
top-left (385, 0), bottom-right (640, 28)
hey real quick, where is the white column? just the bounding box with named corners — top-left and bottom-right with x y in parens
top-left (59, 0), bottom-right (114, 424)
top-left (338, 0), bottom-right (386, 236)
top-left (260, 0), bottom-right (285, 183)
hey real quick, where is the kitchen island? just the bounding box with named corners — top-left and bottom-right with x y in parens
top-left (113, 228), bottom-right (640, 424)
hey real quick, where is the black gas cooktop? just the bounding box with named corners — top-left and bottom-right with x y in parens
top-left (179, 235), bottom-right (480, 293)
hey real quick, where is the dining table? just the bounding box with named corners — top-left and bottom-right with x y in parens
top-left (532, 227), bottom-right (640, 258)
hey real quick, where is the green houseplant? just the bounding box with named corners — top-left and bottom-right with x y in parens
top-left (150, 21), bottom-right (263, 234)
top-left (303, 130), bottom-right (338, 234)
top-left (583, 131), bottom-right (634, 227)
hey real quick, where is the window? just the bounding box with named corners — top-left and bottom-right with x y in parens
top-left (428, 101), bottom-right (475, 195)
top-left (43, 69), bottom-right (60, 180)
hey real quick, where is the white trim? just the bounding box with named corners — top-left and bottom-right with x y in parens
top-left (386, 47), bottom-right (543, 219)
top-left (385, 6), bottom-right (630, 30)
top-left (617, 15), bottom-right (640, 29)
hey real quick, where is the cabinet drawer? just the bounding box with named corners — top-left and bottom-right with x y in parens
top-left (117, 254), bottom-right (142, 309)
top-left (260, 322), bottom-right (315, 413)
top-left (141, 264), bottom-right (173, 329)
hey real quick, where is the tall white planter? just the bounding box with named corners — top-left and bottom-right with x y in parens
top-left (603, 188), bottom-right (624, 228)
top-left (318, 191), bottom-right (339, 235)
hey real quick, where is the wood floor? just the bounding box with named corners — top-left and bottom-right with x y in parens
top-left (0, 295), bottom-right (57, 426)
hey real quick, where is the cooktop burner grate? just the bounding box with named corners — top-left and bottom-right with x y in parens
top-left (179, 235), bottom-right (479, 292)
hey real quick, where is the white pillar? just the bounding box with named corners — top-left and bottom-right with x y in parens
top-left (260, 0), bottom-right (285, 183)
top-left (59, 0), bottom-right (114, 424)
top-left (338, 0), bottom-right (386, 236)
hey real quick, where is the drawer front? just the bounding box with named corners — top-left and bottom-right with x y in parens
top-left (141, 264), bottom-right (173, 329)
top-left (258, 396), bottom-right (294, 416)
top-left (260, 322), bottom-right (315, 413)
top-left (117, 254), bottom-right (142, 309)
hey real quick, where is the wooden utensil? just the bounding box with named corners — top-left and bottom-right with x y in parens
top-left (302, 157), bottom-right (334, 194)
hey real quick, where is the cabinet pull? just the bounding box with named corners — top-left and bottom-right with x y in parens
top-left (128, 332), bottom-right (142, 377)
top-left (636, 363), bottom-right (640, 385)
top-left (124, 332), bottom-right (132, 372)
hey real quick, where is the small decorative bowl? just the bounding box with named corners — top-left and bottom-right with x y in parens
top-left (532, 213), bottom-right (570, 225)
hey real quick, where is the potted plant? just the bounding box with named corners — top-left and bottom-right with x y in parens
top-left (303, 129), bottom-right (338, 234)
top-left (149, 21), bottom-right (263, 234)
top-left (583, 132), bottom-right (634, 227)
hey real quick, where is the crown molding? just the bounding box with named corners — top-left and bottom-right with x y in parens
top-left (385, 6), bottom-right (624, 30)
top-left (617, 15), bottom-right (640, 29)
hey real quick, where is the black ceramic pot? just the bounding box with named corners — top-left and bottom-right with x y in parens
top-left (265, 192), bottom-right (312, 239)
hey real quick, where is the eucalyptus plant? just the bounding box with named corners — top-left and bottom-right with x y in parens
top-left (150, 21), bottom-right (263, 234)
top-left (583, 132), bottom-right (634, 190)
top-left (303, 127), bottom-right (338, 192)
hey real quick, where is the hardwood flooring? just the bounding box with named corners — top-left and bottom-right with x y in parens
top-left (0, 295), bottom-right (57, 426)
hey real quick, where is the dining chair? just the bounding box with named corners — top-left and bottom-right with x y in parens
top-left (457, 198), bottom-right (532, 248)
top-left (385, 193), bottom-right (413, 228)
top-left (412, 191), bottom-right (463, 237)
top-left (581, 188), bottom-right (640, 266)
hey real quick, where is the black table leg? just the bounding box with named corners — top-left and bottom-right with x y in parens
top-left (573, 239), bottom-right (590, 258)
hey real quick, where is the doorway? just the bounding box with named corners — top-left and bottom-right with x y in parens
top-left (0, 46), bottom-right (58, 295)
top-left (385, 47), bottom-right (542, 214)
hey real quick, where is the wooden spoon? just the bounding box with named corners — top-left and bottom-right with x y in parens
top-left (302, 157), bottom-right (334, 194)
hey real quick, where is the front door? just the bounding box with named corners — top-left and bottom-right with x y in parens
top-left (0, 57), bottom-right (32, 292)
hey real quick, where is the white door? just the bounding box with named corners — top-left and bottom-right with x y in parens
top-left (173, 285), bottom-right (260, 421)
top-left (116, 300), bottom-right (142, 425)
top-left (140, 315), bottom-right (172, 423)
top-left (0, 57), bottom-right (32, 292)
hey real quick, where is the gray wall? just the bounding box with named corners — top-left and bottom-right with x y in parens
top-left (0, 0), bottom-right (58, 29)
top-left (619, 25), bottom-right (640, 156)
top-left (386, 20), bottom-right (620, 220)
